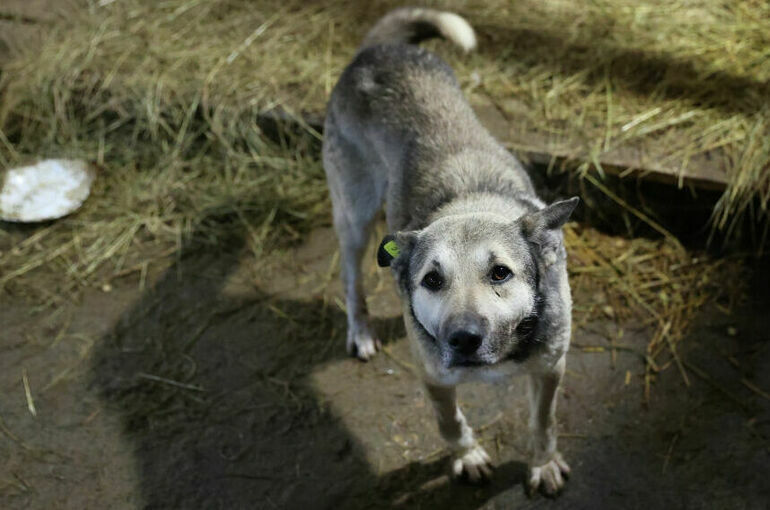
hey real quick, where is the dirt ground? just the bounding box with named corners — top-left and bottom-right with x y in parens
top-left (2, 217), bottom-right (770, 509)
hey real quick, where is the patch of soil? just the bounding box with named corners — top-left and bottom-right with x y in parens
top-left (2, 219), bottom-right (769, 509)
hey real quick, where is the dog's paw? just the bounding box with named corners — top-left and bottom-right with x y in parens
top-left (346, 329), bottom-right (381, 361)
top-left (528, 452), bottom-right (570, 497)
top-left (452, 443), bottom-right (493, 482)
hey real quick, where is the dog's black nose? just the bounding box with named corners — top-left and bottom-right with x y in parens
top-left (448, 330), bottom-right (483, 355)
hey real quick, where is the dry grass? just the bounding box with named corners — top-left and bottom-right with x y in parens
top-left (450, 0), bottom-right (770, 240)
top-left (0, 0), bottom-right (341, 304)
top-left (0, 0), bottom-right (755, 393)
top-left (565, 223), bottom-right (745, 399)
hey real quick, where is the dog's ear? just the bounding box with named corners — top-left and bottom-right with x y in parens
top-left (520, 197), bottom-right (579, 266)
top-left (377, 231), bottom-right (417, 268)
top-left (522, 197), bottom-right (579, 233)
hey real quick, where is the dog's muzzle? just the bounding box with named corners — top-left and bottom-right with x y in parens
top-left (442, 312), bottom-right (489, 366)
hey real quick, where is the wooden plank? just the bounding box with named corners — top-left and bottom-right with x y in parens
top-left (472, 99), bottom-right (729, 190)
top-left (257, 103), bottom-right (730, 190)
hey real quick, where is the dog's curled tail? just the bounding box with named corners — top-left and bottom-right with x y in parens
top-left (360, 7), bottom-right (476, 53)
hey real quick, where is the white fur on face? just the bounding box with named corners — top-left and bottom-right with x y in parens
top-left (469, 243), bottom-right (534, 336)
top-left (412, 243), bottom-right (454, 339)
top-left (411, 238), bottom-right (536, 355)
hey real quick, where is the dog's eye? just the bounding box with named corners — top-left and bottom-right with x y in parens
top-left (421, 270), bottom-right (444, 291)
top-left (490, 265), bottom-right (512, 283)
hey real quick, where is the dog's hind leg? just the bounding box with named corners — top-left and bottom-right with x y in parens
top-left (323, 121), bottom-right (386, 360)
top-left (425, 383), bottom-right (493, 482)
top-left (527, 356), bottom-right (570, 495)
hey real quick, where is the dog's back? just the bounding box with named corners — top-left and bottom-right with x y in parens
top-left (325, 8), bottom-right (536, 232)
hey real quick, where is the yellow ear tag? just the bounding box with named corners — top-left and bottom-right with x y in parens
top-left (383, 240), bottom-right (400, 258)
top-left (377, 235), bottom-right (401, 267)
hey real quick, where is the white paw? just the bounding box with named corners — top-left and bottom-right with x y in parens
top-left (452, 443), bottom-right (493, 482)
top-left (528, 452), bottom-right (570, 496)
top-left (346, 329), bottom-right (381, 361)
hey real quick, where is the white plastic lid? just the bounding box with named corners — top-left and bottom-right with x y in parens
top-left (0, 159), bottom-right (96, 222)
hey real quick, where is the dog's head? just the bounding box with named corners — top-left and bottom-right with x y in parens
top-left (379, 197), bottom-right (578, 372)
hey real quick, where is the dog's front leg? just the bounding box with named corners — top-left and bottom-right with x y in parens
top-left (527, 356), bottom-right (570, 495)
top-left (425, 383), bottom-right (493, 481)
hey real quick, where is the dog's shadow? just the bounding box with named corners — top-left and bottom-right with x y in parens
top-left (90, 216), bottom-right (529, 509)
top-left (381, 457), bottom-right (528, 508)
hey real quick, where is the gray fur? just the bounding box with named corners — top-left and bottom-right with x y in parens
top-left (322, 7), bottom-right (577, 492)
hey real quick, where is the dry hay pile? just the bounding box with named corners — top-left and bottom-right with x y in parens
top-left (456, 0), bottom-right (770, 238)
top-left (0, 0), bottom-right (754, 392)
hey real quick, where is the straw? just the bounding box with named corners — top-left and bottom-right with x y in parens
top-left (0, 0), bottom-right (753, 397)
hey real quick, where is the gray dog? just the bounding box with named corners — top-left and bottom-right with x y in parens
top-left (322, 7), bottom-right (578, 495)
